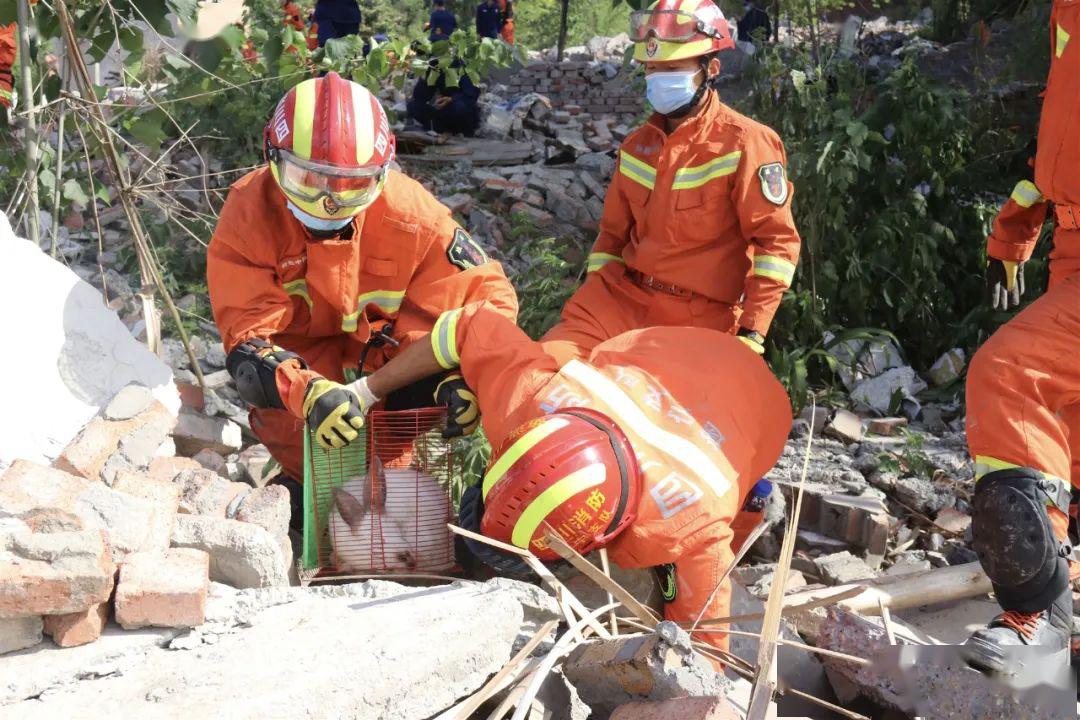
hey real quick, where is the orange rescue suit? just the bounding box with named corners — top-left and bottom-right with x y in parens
top-left (208, 167), bottom-right (518, 480)
top-left (0, 24), bottom-right (15, 108)
top-left (542, 90), bottom-right (801, 363)
top-left (438, 301), bottom-right (791, 653)
top-left (967, 0), bottom-right (1080, 541)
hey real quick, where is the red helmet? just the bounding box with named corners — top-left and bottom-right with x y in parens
top-left (480, 408), bottom-right (642, 561)
top-left (264, 72), bottom-right (396, 220)
top-left (630, 0), bottom-right (734, 63)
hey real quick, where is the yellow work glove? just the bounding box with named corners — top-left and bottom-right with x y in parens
top-left (736, 328), bottom-right (766, 355)
top-left (987, 258), bottom-right (1025, 311)
top-left (302, 377), bottom-right (373, 450)
top-left (435, 374), bottom-right (480, 438)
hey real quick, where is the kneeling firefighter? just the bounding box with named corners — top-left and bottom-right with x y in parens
top-left (208, 73), bottom-right (518, 526)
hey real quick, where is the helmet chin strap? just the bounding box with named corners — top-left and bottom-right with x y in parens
top-left (663, 57), bottom-right (716, 120)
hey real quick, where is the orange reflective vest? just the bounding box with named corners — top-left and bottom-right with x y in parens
top-left (588, 91), bottom-right (802, 335)
top-left (986, 0), bottom-right (1080, 280)
top-left (430, 301), bottom-right (791, 648)
top-left (207, 167), bottom-right (518, 415)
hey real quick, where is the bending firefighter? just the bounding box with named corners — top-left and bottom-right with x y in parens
top-left (542, 0), bottom-right (801, 364)
top-left (354, 301), bottom-right (791, 657)
top-left (208, 73), bottom-right (517, 526)
top-left (963, 0), bottom-right (1080, 674)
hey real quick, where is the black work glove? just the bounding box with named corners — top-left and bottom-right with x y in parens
top-left (434, 374), bottom-right (480, 438)
top-left (987, 259), bottom-right (1025, 311)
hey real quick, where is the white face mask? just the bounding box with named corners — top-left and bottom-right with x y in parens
top-left (645, 69), bottom-right (703, 116)
top-left (286, 201), bottom-right (354, 233)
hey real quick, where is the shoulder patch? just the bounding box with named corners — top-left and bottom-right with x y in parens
top-left (758, 163), bottom-right (789, 206)
top-left (447, 228), bottom-right (488, 271)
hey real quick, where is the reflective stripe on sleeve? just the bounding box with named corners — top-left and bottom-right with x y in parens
top-left (586, 252), bottom-right (625, 273)
top-left (1010, 180), bottom-right (1044, 209)
top-left (341, 289), bottom-right (406, 332)
top-left (752, 255), bottom-right (797, 285)
top-left (671, 151), bottom-right (743, 190)
top-left (431, 308), bottom-right (463, 371)
top-left (283, 279), bottom-right (313, 310)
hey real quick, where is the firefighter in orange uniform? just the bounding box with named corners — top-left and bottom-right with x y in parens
top-left (498, 0), bottom-right (515, 45)
top-left (208, 73), bottom-right (517, 526)
top-left (962, 0), bottom-right (1080, 675)
top-left (359, 301), bottom-right (791, 657)
top-left (542, 0), bottom-right (801, 364)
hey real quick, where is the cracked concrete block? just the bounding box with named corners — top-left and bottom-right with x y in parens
top-left (563, 627), bottom-right (728, 717)
top-left (115, 549), bottom-right (209, 630)
top-left (232, 485), bottom-right (290, 539)
top-left (0, 218), bottom-right (179, 474)
top-left (173, 410), bottom-right (242, 457)
top-left (52, 397), bottom-right (175, 484)
top-left (1, 460), bottom-right (164, 562)
top-left (172, 468), bottom-right (249, 518)
top-left (237, 444), bottom-right (275, 487)
top-left (43, 602), bottom-right (109, 648)
top-left (170, 515), bottom-right (289, 589)
top-left (0, 528), bottom-right (114, 617)
top-left (815, 550), bottom-right (874, 585)
top-left (0, 615), bottom-right (43, 655)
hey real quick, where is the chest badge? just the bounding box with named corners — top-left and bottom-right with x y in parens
top-left (758, 163), bottom-right (790, 206)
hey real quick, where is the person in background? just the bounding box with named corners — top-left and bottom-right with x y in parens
top-left (0, 23), bottom-right (15, 110)
top-left (406, 63), bottom-right (482, 136)
top-left (476, 0), bottom-right (502, 39)
top-left (312, 0), bottom-right (361, 47)
top-left (499, 0), bottom-right (515, 45)
top-left (737, 0), bottom-right (772, 43)
top-left (426, 0), bottom-right (458, 42)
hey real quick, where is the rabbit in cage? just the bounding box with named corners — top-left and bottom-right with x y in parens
top-left (384, 466), bottom-right (454, 571)
top-left (328, 470), bottom-right (417, 573)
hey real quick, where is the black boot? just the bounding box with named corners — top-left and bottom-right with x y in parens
top-left (963, 584), bottom-right (1073, 675)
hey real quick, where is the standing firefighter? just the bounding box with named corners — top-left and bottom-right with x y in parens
top-left (208, 73), bottom-right (517, 526)
top-left (541, 0), bottom-right (801, 364)
top-left (963, 0), bottom-right (1080, 674)
top-left (356, 301), bottom-right (791, 657)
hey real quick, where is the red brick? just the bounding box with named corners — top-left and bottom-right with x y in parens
top-left (52, 400), bottom-right (174, 482)
top-left (43, 602), bottom-right (109, 647)
top-left (0, 529), bottom-right (114, 617)
top-left (115, 549), bottom-right (209, 630)
top-left (611, 697), bottom-right (740, 720)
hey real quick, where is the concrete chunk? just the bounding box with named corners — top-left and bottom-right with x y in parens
top-left (115, 549), bottom-right (209, 630)
top-left (170, 515), bottom-right (289, 589)
top-left (147, 456), bottom-right (202, 483)
top-left (815, 551), bottom-right (875, 585)
top-left (173, 468), bottom-right (250, 517)
top-left (43, 602), bottom-right (109, 647)
top-left (103, 383), bottom-right (153, 421)
top-left (611, 696), bottom-right (740, 720)
top-left (0, 529), bottom-right (114, 617)
top-left (53, 398), bottom-right (175, 483)
top-left (173, 410), bottom-right (242, 457)
top-left (232, 485), bottom-right (290, 539)
top-left (0, 615), bottom-right (43, 655)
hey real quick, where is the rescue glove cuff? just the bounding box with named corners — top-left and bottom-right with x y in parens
top-left (987, 258), bottom-right (1025, 311)
top-left (736, 327), bottom-right (766, 355)
top-left (435, 374), bottom-right (480, 439)
top-left (302, 378), bottom-right (372, 450)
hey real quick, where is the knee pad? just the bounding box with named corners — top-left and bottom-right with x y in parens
top-left (226, 340), bottom-right (306, 410)
top-left (971, 468), bottom-right (1072, 613)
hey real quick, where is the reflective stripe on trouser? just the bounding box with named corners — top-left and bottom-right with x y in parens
top-left (752, 254), bottom-right (796, 285)
top-left (619, 151), bottom-right (657, 191)
top-left (671, 151), bottom-right (742, 191)
top-left (1010, 180), bottom-right (1044, 209)
top-left (341, 290), bottom-right (405, 332)
top-left (966, 273), bottom-right (1080, 541)
top-left (431, 307), bottom-right (463, 370)
top-left (1057, 22), bottom-right (1070, 58)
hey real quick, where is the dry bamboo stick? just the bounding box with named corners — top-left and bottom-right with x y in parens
top-left (685, 585), bottom-right (868, 628)
top-left (485, 668), bottom-right (537, 720)
top-left (598, 547), bottom-right (618, 636)
top-left (16, 0), bottom-right (40, 248)
top-left (438, 621), bottom-right (558, 720)
top-left (879, 597), bottom-right (897, 645)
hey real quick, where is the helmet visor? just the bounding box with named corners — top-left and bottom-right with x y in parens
top-left (630, 9), bottom-right (712, 43)
top-left (273, 150), bottom-right (387, 208)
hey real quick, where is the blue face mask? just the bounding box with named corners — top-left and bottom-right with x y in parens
top-left (286, 201), bottom-right (354, 234)
top-left (645, 69), bottom-right (702, 116)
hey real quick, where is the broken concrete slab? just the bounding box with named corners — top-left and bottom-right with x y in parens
top-left (42, 602), bottom-right (109, 648)
top-left (0, 616), bottom-right (43, 655)
top-left (0, 215), bottom-right (179, 473)
top-left (563, 623), bottom-right (728, 718)
top-left (0, 581), bottom-right (525, 720)
top-left (231, 485), bottom-right (290, 540)
top-left (815, 551), bottom-right (875, 585)
top-left (115, 549), bottom-right (209, 630)
top-left (170, 515), bottom-right (289, 589)
top-left (0, 528), bottom-right (114, 617)
top-left (173, 410), bottom-right (243, 457)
